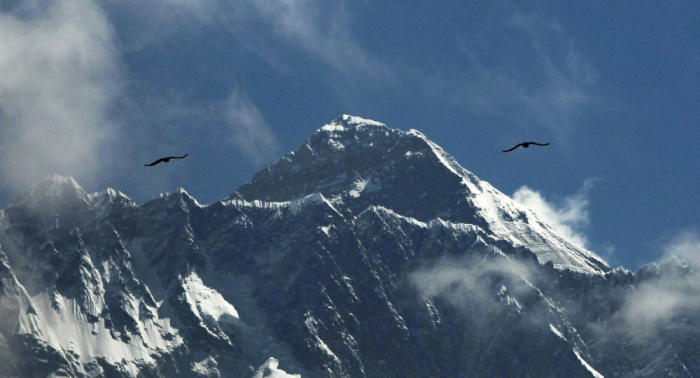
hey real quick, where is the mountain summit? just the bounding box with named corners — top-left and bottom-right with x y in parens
top-left (0, 116), bottom-right (697, 377)
top-left (237, 115), bottom-right (609, 274)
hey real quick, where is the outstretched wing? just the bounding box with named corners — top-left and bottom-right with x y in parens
top-left (145, 153), bottom-right (187, 166)
top-left (144, 158), bottom-right (166, 166)
top-left (502, 143), bottom-right (522, 153)
top-left (529, 142), bottom-right (550, 147)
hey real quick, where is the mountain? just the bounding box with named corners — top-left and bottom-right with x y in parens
top-left (0, 116), bottom-right (698, 377)
top-left (236, 115), bottom-right (609, 275)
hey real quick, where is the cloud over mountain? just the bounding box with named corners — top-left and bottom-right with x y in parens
top-left (513, 179), bottom-right (598, 248)
top-left (0, 0), bottom-right (120, 192)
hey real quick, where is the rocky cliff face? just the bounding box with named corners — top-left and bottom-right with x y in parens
top-left (0, 116), bottom-right (697, 377)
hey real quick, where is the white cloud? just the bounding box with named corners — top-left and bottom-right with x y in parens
top-left (444, 8), bottom-right (607, 143)
top-left (104, 0), bottom-right (391, 80)
top-left (513, 179), bottom-right (597, 248)
top-left (225, 88), bottom-right (280, 166)
top-left (508, 11), bottom-right (599, 135)
top-left (612, 229), bottom-right (700, 340)
top-left (0, 0), bottom-right (120, 192)
top-left (249, 0), bottom-right (391, 79)
top-left (100, 0), bottom-right (223, 52)
top-left (616, 273), bottom-right (700, 340)
top-left (95, 0), bottom-right (387, 166)
top-left (662, 228), bottom-right (700, 264)
top-left (410, 254), bottom-right (536, 319)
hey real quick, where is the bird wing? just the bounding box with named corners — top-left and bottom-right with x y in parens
top-left (144, 158), bottom-right (166, 166)
top-left (502, 144), bottom-right (522, 153)
top-left (169, 153), bottom-right (188, 159)
top-left (529, 142), bottom-right (550, 146)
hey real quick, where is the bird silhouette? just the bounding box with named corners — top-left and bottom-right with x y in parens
top-left (144, 153), bottom-right (188, 166)
top-left (502, 142), bottom-right (550, 153)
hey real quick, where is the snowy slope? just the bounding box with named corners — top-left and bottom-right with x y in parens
top-left (236, 115), bottom-right (609, 274)
top-left (0, 116), bottom-right (698, 377)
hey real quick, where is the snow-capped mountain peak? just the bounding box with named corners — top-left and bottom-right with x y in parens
top-left (4, 116), bottom-right (696, 378)
top-left (319, 115), bottom-right (387, 132)
top-left (237, 116), bottom-right (609, 274)
top-left (13, 175), bottom-right (89, 209)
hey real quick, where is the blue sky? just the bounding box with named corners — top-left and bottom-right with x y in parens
top-left (0, 0), bottom-right (698, 270)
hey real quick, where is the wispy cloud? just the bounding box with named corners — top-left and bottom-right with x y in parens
top-left (97, 0), bottom-right (387, 165)
top-left (0, 0), bottom-right (120, 192)
top-left (616, 271), bottom-right (700, 340)
top-left (411, 254), bottom-right (537, 320)
top-left (105, 0), bottom-right (390, 80)
top-left (512, 179), bottom-right (598, 248)
top-left (248, 0), bottom-right (391, 79)
top-left (224, 88), bottom-right (280, 166)
top-left (101, 0), bottom-right (223, 52)
top-left (661, 228), bottom-right (700, 264)
top-left (442, 8), bottom-right (606, 143)
top-left (509, 11), bottom-right (598, 133)
top-left (612, 229), bottom-right (700, 339)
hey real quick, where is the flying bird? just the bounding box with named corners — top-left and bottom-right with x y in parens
top-left (502, 142), bottom-right (550, 153)
top-left (144, 153), bottom-right (188, 166)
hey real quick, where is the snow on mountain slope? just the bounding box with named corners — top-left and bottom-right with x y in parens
top-left (0, 176), bottom-right (320, 377)
top-left (236, 115), bottom-right (609, 274)
top-left (1, 116), bottom-right (699, 377)
top-left (0, 176), bottom-right (188, 376)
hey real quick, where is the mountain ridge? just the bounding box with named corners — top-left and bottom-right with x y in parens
top-left (0, 115), bottom-right (697, 377)
top-left (236, 115), bottom-right (609, 275)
